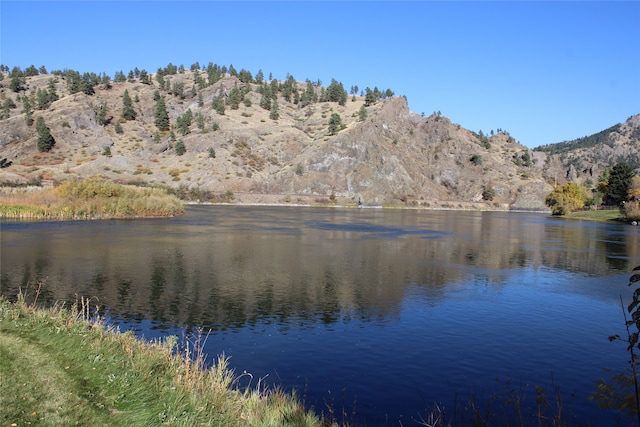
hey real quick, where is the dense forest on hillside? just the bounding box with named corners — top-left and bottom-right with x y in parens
top-left (0, 62), bottom-right (395, 116)
top-left (534, 123), bottom-right (622, 154)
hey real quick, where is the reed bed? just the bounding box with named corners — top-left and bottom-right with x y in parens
top-left (0, 178), bottom-right (184, 219)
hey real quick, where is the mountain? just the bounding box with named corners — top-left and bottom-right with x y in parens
top-left (0, 65), bottom-right (592, 209)
top-left (534, 114), bottom-right (640, 183)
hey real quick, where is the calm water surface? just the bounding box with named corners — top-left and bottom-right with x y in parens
top-left (2, 206), bottom-right (640, 425)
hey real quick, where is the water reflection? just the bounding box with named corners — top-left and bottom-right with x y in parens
top-left (1, 207), bottom-right (638, 330)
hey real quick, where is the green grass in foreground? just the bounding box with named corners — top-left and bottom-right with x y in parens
top-left (0, 296), bottom-right (321, 427)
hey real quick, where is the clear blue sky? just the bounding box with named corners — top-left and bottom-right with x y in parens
top-left (1, 1), bottom-right (638, 148)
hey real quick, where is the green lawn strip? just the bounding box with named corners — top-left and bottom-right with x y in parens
top-left (567, 209), bottom-right (623, 222)
top-left (0, 299), bottom-right (321, 427)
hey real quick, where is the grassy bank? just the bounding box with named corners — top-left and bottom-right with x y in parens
top-left (0, 178), bottom-right (184, 219)
top-left (567, 209), bottom-right (623, 222)
top-left (0, 295), bottom-right (321, 427)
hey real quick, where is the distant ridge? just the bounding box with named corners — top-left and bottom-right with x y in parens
top-left (0, 62), bottom-right (637, 209)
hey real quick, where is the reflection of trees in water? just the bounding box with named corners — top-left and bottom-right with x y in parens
top-left (541, 222), bottom-right (637, 274)
top-left (2, 210), bottom-right (639, 329)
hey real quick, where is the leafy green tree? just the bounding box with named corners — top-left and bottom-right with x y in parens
top-left (208, 147), bottom-right (216, 158)
top-left (114, 121), bottom-right (123, 134)
top-left (35, 116), bottom-right (55, 152)
top-left (545, 182), bottom-right (588, 215)
top-left (328, 113), bottom-right (343, 135)
top-left (607, 161), bottom-right (635, 205)
top-left (154, 96), bottom-right (170, 131)
top-left (121, 90), bottom-right (136, 120)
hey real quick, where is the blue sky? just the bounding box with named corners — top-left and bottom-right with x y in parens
top-left (1, 1), bottom-right (638, 148)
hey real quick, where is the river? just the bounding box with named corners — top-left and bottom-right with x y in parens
top-left (1, 205), bottom-right (639, 425)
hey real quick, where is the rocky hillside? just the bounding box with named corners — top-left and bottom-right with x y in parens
top-left (534, 114), bottom-right (640, 184)
top-left (0, 66), bottom-right (570, 209)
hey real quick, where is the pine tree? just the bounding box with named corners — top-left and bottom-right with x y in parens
top-left (196, 112), bottom-right (206, 131)
top-left (9, 67), bottom-right (25, 92)
top-left (36, 88), bottom-right (50, 110)
top-left (114, 71), bottom-right (126, 83)
top-left (364, 87), bottom-right (376, 106)
top-left (139, 70), bottom-right (151, 85)
top-left (1, 98), bottom-right (16, 119)
top-left (36, 116), bottom-right (55, 152)
top-left (212, 96), bottom-right (225, 115)
top-left (154, 96), bottom-right (169, 131)
top-left (606, 162), bottom-right (635, 205)
top-left (328, 113), bottom-right (343, 135)
top-left (22, 96), bottom-right (34, 126)
top-left (327, 79), bottom-right (347, 106)
top-left (227, 86), bottom-right (242, 109)
top-left (358, 105), bottom-right (367, 121)
top-left (175, 140), bottom-right (186, 156)
top-left (270, 99), bottom-right (279, 120)
top-left (47, 78), bottom-right (59, 104)
top-left (121, 90), bottom-right (136, 120)
top-left (96, 102), bottom-right (109, 126)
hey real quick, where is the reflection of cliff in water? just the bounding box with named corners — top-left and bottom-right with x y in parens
top-left (1, 207), bottom-right (637, 329)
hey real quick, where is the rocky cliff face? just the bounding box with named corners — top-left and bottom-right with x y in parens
top-left (534, 114), bottom-right (640, 186)
top-left (0, 70), bottom-right (563, 208)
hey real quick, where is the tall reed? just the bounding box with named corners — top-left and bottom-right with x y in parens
top-left (0, 178), bottom-right (184, 219)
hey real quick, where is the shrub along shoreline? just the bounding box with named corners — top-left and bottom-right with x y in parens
top-left (0, 178), bottom-right (184, 219)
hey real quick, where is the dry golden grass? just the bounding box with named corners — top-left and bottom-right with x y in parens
top-left (0, 178), bottom-right (184, 219)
